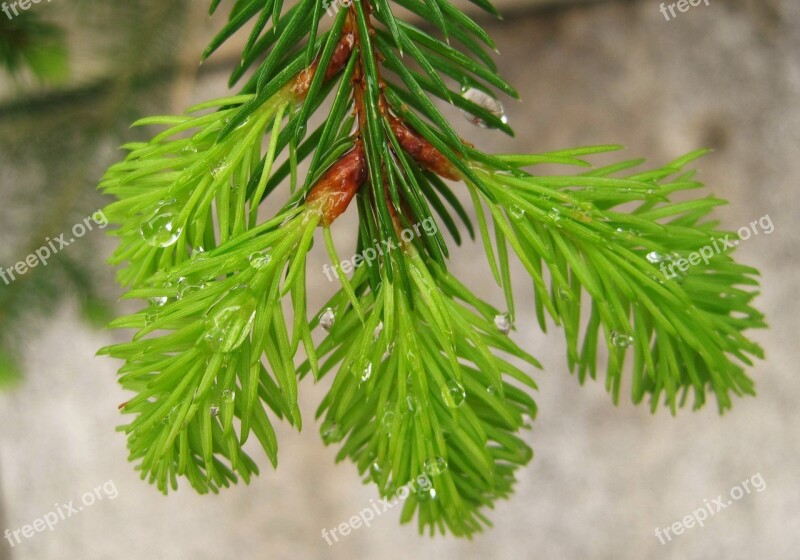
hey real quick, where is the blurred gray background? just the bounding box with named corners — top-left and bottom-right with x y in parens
top-left (0, 0), bottom-right (798, 558)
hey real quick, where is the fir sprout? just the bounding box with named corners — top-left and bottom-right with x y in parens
top-left (462, 149), bottom-right (765, 413)
top-left (99, 92), bottom-right (295, 287)
top-left (307, 250), bottom-right (538, 536)
top-left (96, 0), bottom-right (766, 537)
top-left (100, 206), bottom-right (317, 493)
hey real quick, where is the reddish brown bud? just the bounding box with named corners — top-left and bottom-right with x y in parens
top-left (389, 116), bottom-right (461, 181)
top-left (291, 33), bottom-right (355, 99)
top-left (306, 143), bottom-right (367, 226)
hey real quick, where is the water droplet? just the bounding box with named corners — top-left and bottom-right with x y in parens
top-left (203, 286), bottom-right (257, 353)
top-left (571, 207), bottom-right (592, 223)
top-left (360, 362), bottom-right (373, 383)
top-left (382, 342), bottom-right (395, 361)
top-left (647, 271), bottom-right (666, 286)
top-left (510, 205), bottom-right (526, 219)
top-left (486, 384), bottom-right (498, 395)
top-left (423, 456), bottom-right (448, 476)
top-left (670, 268), bottom-right (687, 284)
top-left (517, 445), bottom-right (533, 463)
top-left (145, 309), bottom-right (161, 325)
top-left (380, 409), bottom-right (395, 435)
top-left (140, 201), bottom-right (183, 248)
top-left (405, 395), bottom-right (418, 414)
top-left (442, 380), bottom-right (466, 408)
top-left (177, 276), bottom-right (205, 300)
top-left (614, 227), bottom-right (640, 240)
top-left (373, 321), bottom-right (383, 340)
top-left (221, 389), bottom-right (235, 404)
top-left (646, 251), bottom-right (667, 264)
top-left (248, 251), bottom-right (272, 269)
top-left (656, 253), bottom-right (687, 283)
top-left (149, 295), bottom-right (168, 306)
top-left (181, 145), bottom-right (198, 154)
top-left (370, 462), bottom-right (382, 481)
top-left (522, 412), bottom-right (534, 427)
top-left (416, 487), bottom-right (437, 502)
top-left (319, 307), bottom-right (335, 331)
top-left (494, 313), bottom-right (512, 335)
top-left (610, 332), bottom-right (634, 348)
top-left (548, 208), bottom-right (562, 226)
top-left (667, 269), bottom-right (687, 284)
top-left (460, 87), bottom-right (507, 128)
top-left (557, 287), bottom-right (571, 301)
top-left (321, 419), bottom-right (343, 444)
top-left (211, 161), bottom-right (228, 179)
top-left (162, 406), bottom-right (178, 424)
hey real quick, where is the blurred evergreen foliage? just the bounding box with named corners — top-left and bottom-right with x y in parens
top-left (0, 0), bottom-right (198, 387)
top-left (0, 12), bottom-right (68, 83)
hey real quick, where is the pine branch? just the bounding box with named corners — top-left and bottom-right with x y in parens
top-left (95, 0), bottom-right (767, 537)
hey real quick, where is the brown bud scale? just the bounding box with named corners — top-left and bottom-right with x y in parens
top-left (389, 117), bottom-right (461, 181)
top-left (291, 34), bottom-right (355, 99)
top-left (306, 143), bottom-right (368, 226)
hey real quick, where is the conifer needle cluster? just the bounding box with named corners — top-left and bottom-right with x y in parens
top-left (98, 0), bottom-right (765, 536)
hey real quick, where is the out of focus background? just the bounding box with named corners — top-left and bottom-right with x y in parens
top-left (0, 0), bottom-right (798, 558)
